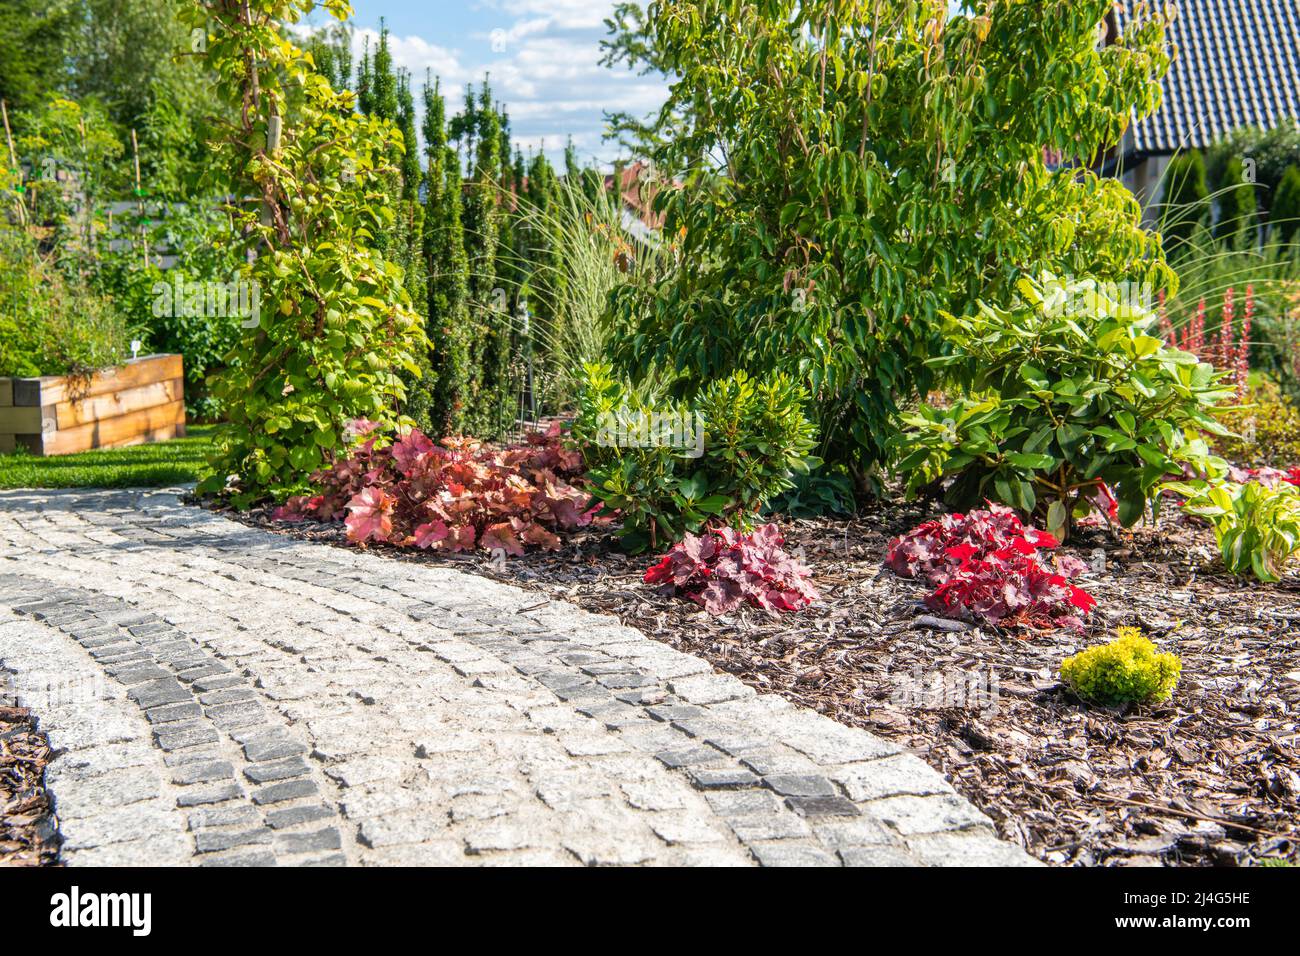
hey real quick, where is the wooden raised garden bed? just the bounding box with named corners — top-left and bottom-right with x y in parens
top-left (0, 354), bottom-right (186, 456)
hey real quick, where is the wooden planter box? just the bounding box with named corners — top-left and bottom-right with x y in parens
top-left (0, 354), bottom-right (186, 456)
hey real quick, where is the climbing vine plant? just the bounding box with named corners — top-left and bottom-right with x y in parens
top-left (190, 0), bottom-right (426, 507)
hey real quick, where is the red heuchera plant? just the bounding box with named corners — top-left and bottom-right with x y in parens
top-left (1232, 465), bottom-right (1300, 488)
top-left (885, 505), bottom-right (1096, 630)
top-left (272, 422), bottom-right (595, 555)
top-left (644, 524), bottom-right (818, 617)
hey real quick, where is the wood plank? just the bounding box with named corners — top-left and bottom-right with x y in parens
top-left (55, 378), bottom-right (182, 430)
top-left (12, 378), bottom-right (44, 406)
top-left (0, 433), bottom-right (13, 454)
top-left (0, 379), bottom-right (11, 407)
top-left (0, 405), bottom-right (47, 433)
top-left (38, 354), bottom-right (183, 406)
top-left (40, 399), bottom-right (186, 456)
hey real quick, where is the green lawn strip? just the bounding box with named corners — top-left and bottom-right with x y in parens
top-left (0, 426), bottom-right (216, 489)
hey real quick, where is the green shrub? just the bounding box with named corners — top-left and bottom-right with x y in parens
top-left (889, 273), bottom-right (1235, 539)
top-left (1162, 477), bottom-right (1300, 582)
top-left (693, 371), bottom-right (820, 516)
top-left (1213, 379), bottom-right (1300, 467)
top-left (765, 471), bottom-right (857, 518)
top-left (191, 0), bottom-right (425, 507)
top-left (604, 0), bottom-right (1175, 477)
top-left (93, 203), bottom-right (248, 421)
top-left (574, 363), bottom-right (818, 552)
top-left (1206, 122), bottom-right (1300, 211)
top-left (1060, 627), bottom-right (1181, 707)
top-left (0, 228), bottom-right (127, 378)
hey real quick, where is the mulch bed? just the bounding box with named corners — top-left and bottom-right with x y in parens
top-left (224, 498), bottom-right (1300, 867)
top-left (0, 703), bottom-right (61, 866)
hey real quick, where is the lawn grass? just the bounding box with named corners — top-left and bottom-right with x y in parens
top-left (0, 425), bottom-right (216, 489)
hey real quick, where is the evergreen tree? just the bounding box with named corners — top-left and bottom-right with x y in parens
top-left (358, 24), bottom-right (430, 425)
top-left (356, 38), bottom-right (373, 116)
top-left (449, 83), bottom-right (478, 160)
top-left (370, 25), bottom-right (398, 122)
top-left (422, 75), bottom-right (472, 438)
top-left (524, 150), bottom-right (564, 333)
top-left (1272, 164), bottom-right (1300, 246)
top-left (396, 72), bottom-right (421, 203)
top-left (1216, 155), bottom-right (1259, 249)
top-left (513, 148), bottom-right (527, 205)
top-left (304, 22), bottom-right (352, 93)
top-left (564, 136), bottom-right (581, 184)
top-left (461, 77), bottom-right (511, 437)
top-left (1160, 150), bottom-right (1210, 254)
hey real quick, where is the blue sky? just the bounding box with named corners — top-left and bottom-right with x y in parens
top-left (296, 2), bottom-right (968, 167)
top-left (294, 1), bottom-right (668, 167)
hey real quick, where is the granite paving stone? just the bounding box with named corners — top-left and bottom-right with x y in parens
top-left (0, 487), bottom-right (1035, 868)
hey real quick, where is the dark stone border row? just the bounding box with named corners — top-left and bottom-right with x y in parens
top-left (0, 574), bottom-right (345, 867)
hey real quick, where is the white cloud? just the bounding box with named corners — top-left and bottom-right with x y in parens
top-left (492, 0), bottom-right (611, 31)
top-left (293, 3), bottom-right (667, 166)
top-left (349, 27), bottom-right (468, 85)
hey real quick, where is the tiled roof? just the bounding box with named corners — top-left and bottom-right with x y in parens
top-left (1116, 0), bottom-right (1300, 155)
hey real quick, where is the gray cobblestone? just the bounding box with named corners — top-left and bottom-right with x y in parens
top-left (170, 760), bottom-right (235, 785)
top-left (265, 804), bottom-right (335, 830)
top-left (0, 488), bottom-right (1033, 868)
top-left (251, 778), bottom-right (319, 805)
top-left (749, 842), bottom-right (839, 867)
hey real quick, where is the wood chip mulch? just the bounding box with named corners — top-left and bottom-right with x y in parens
top-left (228, 498), bottom-right (1300, 868)
top-left (0, 702), bottom-right (61, 866)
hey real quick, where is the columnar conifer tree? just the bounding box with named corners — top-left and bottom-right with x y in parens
top-left (460, 78), bottom-right (512, 437)
top-left (358, 24), bottom-right (431, 425)
top-left (422, 74), bottom-right (472, 438)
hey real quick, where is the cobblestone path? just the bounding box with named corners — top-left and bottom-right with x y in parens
top-left (0, 488), bottom-right (1036, 867)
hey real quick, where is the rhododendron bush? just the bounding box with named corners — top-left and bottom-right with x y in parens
top-left (644, 524), bottom-right (818, 617)
top-left (274, 422), bottom-right (595, 554)
top-left (885, 505), bottom-right (1096, 630)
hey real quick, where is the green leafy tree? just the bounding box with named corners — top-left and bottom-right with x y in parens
top-left (13, 96), bottom-right (124, 262)
top-left (0, 0), bottom-right (78, 112)
top-left (603, 0), bottom-right (1175, 482)
top-left (190, 0), bottom-right (425, 506)
top-left (69, 0), bottom-right (213, 195)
